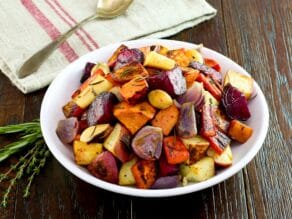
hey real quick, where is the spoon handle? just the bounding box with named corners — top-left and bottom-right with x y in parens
top-left (18, 13), bottom-right (99, 79)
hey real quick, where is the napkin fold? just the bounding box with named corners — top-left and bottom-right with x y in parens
top-left (0, 0), bottom-right (216, 93)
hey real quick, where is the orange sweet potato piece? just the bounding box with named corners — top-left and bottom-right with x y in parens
top-left (120, 76), bottom-right (148, 103)
top-left (113, 101), bottom-right (156, 134)
top-left (112, 62), bottom-right (148, 83)
top-left (228, 120), bottom-right (253, 143)
top-left (182, 68), bottom-right (200, 88)
top-left (163, 136), bottom-right (189, 164)
top-left (151, 104), bottom-right (179, 135)
top-left (132, 160), bottom-right (157, 189)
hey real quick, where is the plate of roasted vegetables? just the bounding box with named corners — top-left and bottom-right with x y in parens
top-left (41, 39), bottom-right (269, 197)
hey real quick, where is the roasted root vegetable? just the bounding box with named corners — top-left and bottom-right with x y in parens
top-left (148, 89), bottom-right (173, 109)
top-left (158, 154), bottom-right (179, 176)
top-left (163, 136), bottom-right (189, 164)
top-left (113, 47), bottom-right (144, 70)
top-left (176, 103), bottom-right (197, 138)
top-left (144, 51), bottom-right (175, 70)
top-left (196, 73), bottom-right (222, 101)
top-left (182, 68), bottom-right (200, 88)
top-left (206, 130), bottom-right (231, 154)
top-left (185, 48), bottom-right (204, 64)
top-left (181, 135), bottom-right (210, 164)
top-left (56, 117), bottom-right (79, 144)
top-left (131, 126), bottom-right (163, 160)
top-left (107, 44), bottom-right (127, 68)
top-left (228, 120), bottom-right (253, 143)
top-left (151, 104), bottom-right (179, 136)
top-left (204, 58), bottom-right (221, 72)
top-left (73, 74), bottom-right (113, 109)
top-left (180, 157), bottom-right (215, 184)
top-left (62, 101), bottom-right (85, 118)
top-left (111, 62), bottom-right (148, 83)
top-left (73, 141), bottom-right (103, 165)
top-left (132, 159), bottom-right (157, 189)
top-left (224, 70), bottom-right (253, 99)
top-left (103, 123), bottom-right (131, 163)
top-left (119, 157), bottom-right (137, 186)
top-left (190, 61), bottom-right (222, 83)
top-left (80, 124), bottom-right (112, 143)
top-left (151, 175), bottom-right (180, 189)
top-left (201, 103), bottom-right (216, 138)
top-left (88, 151), bottom-right (118, 184)
top-left (113, 101), bottom-right (156, 134)
top-left (120, 76), bottom-right (148, 103)
top-left (207, 145), bottom-right (233, 167)
top-left (213, 108), bottom-right (230, 133)
top-left (167, 49), bottom-right (192, 67)
top-left (147, 67), bottom-right (187, 97)
top-left (221, 84), bottom-right (251, 121)
top-left (87, 92), bottom-right (118, 126)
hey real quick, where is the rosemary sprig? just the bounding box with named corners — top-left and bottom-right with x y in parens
top-left (0, 120), bottom-right (50, 207)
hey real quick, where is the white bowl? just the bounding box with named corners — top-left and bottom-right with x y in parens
top-left (40, 39), bottom-right (269, 197)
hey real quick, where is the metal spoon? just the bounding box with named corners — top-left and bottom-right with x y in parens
top-left (18, 0), bottom-right (133, 78)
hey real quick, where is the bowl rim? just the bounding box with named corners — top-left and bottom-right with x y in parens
top-left (40, 39), bottom-right (269, 197)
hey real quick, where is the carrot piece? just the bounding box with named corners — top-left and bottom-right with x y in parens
top-left (120, 76), bottom-right (148, 103)
top-left (183, 68), bottom-right (200, 88)
top-left (228, 120), bottom-right (253, 143)
top-left (206, 130), bottom-right (231, 154)
top-left (204, 58), bottom-right (221, 72)
top-left (201, 103), bottom-right (216, 137)
top-left (151, 104), bottom-right (179, 135)
top-left (163, 136), bottom-right (189, 164)
top-left (131, 160), bottom-right (157, 189)
top-left (196, 73), bottom-right (222, 101)
top-left (71, 69), bottom-right (104, 98)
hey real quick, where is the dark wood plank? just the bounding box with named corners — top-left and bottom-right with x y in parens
top-left (222, 0), bottom-right (292, 218)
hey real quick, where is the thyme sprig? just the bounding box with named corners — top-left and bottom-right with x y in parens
top-left (0, 120), bottom-right (50, 207)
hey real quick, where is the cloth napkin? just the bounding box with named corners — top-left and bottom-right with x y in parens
top-left (0, 0), bottom-right (216, 94)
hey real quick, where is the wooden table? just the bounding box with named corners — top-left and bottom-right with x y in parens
top-left (0, 0), bottom-right (291, 218)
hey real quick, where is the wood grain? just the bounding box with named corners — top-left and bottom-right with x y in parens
top-left (0, 0), bottom-right (291, 218)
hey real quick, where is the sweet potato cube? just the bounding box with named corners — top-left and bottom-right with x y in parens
top-left (113, 101), bottom-right (156, 134)
top-left (120, 76), bottom-right (148, 103)
top-left (112, 62), bottom-right (148, 83)
top-left (228, 120), bottom-right (253, 143)
top-left (107, 44), bottom-right (127, 68)
top-left (151, 104), bottom-right (179, 135)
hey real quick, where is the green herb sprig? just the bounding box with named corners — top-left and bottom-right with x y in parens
top-left (0, 120), bottom-right (50, 207)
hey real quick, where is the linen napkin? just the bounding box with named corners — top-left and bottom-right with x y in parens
top-left (0, 0), bottom-right (216, 94)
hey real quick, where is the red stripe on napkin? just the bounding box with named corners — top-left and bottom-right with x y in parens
top-left (52, 0), bottom-right (99, 49)
top-left (21, 0), bottom-right (79, 62)
top-left (45, 0), bottom-right (94, 51)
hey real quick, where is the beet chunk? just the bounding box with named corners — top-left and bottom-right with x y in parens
top-left (80, 62), bottom-right (95, 83)
top-left (87, 92), bottom-right (118, 126)
top-left (221, 84), bottom-right (251, 121)
top-left (114, 48), bottom-right (144, 70)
